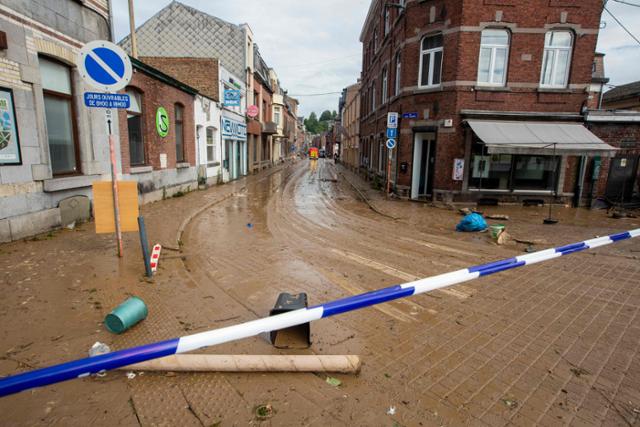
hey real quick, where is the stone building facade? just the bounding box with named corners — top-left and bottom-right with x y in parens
top-left (359, 0), bottom-right (616, 204)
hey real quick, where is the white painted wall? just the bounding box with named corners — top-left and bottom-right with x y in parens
top-left (194, 95), bottom-right (222, 185)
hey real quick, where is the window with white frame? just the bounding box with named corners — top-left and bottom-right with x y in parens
top-left (384, 7), bottom-right (390, 36)
top-left (419, 34), bottom-right (443, 88)
top-left (540, 31), bottom-right (573, 88)
top-left (274, 106), bottom-right (281, 125)
top-left (374, 29), bottom-right (379, 52)
top-left (395, 51), bottom-right (402, 96)
top-left (206, 127), bottom-right (216, 163)
top-left (477, 29), bottom-right (510, 86)
top-left (381, 68), bottom-right (388, 104)
top-left (372, 84), bottom-right (376, 111)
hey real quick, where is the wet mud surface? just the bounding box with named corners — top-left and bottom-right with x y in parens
top-left (1, 159), bottom-right (639, 426)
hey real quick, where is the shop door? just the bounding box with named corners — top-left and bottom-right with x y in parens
top-left (411, 132), bottom-right (436, 199)
top-left (234, 141), bottom-right (241, 179)
top-left (605, 155), bottom-right (639, 203)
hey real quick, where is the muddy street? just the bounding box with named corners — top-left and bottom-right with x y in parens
top-left (1, 159), bottom-right (640, 426)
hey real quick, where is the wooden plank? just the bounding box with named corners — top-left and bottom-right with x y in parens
top-left (93, 181), bottom-right (139, 233)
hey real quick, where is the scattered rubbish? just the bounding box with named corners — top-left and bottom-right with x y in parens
top-left (570, 367), bottom-right (590, 377)
top-left (88, 342), bottom-right (111, 357)
top-left (247, 223), bottom-right (254, 229)
top-left (255, 404), bottom-right (275, 420)
top-left (95, 371), bottom-right (107, 378)
top-left (489, 224), bottom-right (506, 239)
top-left (486, 214), bottom-right (510, 221)
top-left (387, 406), bottom-right (397, 415)
top-left (66, 221), bottom-right (76, 230)
top-left (514, 238), bottom-right (547, 245)
top-left (326, 376), bottom-right (342, 387)
top-left (502, 398), bottom-right (518, 409)
top-left (149, 244), bottom-right (162, 273)
top-left (104, 296), bottom-right (148, 334)
top-left (50, 335), bottom-right (64, 342)
top-left (496, 230), bottom-right (513, 246)
top-left (456, 213), bottom-right (487, 232)
top-left (126, 372), bottom-right (136, 380)
top-left (525, 246), bottom-right (535, 253)
top-left (459, 208), bottom-right (472, 216)
top-left (270, 293), bottom-right (310, 349)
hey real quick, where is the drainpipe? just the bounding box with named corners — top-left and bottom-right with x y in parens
top-left (128, 0), bottom-right (138, 58)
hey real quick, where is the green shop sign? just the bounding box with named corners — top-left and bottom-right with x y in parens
top-left (156, 106), bottom-right (169, 137)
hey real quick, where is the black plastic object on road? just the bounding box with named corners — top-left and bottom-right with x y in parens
top-left (269, 293), bottom-right (311, 349)
top-left (138, 216), bottom-right (153, 277)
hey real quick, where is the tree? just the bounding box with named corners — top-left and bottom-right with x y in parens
top-left (332, 110), bottom-right (338, 119)
top-left (304, 112), bottom-right (321, 134)
top-left (319, 110), bottom-right (333, 122)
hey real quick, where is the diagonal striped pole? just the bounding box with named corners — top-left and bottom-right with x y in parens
top-left (0, 229), bottom-right (638, 398)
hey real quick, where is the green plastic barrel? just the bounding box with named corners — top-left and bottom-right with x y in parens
top-left (104, 296), bottom-right (148, 334)
top-left (490, 224), bottom-right (505, 239)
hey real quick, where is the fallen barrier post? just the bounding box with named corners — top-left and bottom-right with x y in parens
top-left (0, 229), bottom-right (638, 397)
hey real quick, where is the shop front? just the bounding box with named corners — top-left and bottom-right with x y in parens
top-left (221, 114), bottom-right (247, 181)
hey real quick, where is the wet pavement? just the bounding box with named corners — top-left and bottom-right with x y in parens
top-left (1, 159), bottom-right (639, 426)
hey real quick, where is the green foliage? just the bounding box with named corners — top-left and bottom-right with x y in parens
top-left (304, 110), bottom-right (333, 134)
top-left (319, 110), bottom-right (333, 122)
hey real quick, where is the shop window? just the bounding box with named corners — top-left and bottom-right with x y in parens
top-left (206, 127), bottom-right (216, 164)
top-left (40, 56), bottom-right (79, 175)
top-left (419, 34), bottom-right (443, 88)
top-left (394, 51), bottom-right (402, 96)
top-left (540, 30), bottom-right (573, 88)
top-left (381, 68), bottom-right (388, 104)
top-left (126, 88), bottom-right (144, 166)
top-left (175, 104), bottom-right (185, 162)
top-left (477, 29), bottom-right (510, 86)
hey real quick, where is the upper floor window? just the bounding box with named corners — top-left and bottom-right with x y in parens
top-left (126, 88), bottom-right (144, 166)
top-left (40, 56), bottom-right (79, 175)
top-left (175, 104), bottom-right (185, 163)
top-left (477, 29), bottom-right (510, 86)
top-left (419, 34), bottom-right (443, 88)
top-left (372, 85), bottom-right (376, 111)
top-left (384, 8), bottom-right (390, 36)
top-left (374, 29), bottom-right (379, 52)
top-left (381, 68), bottom-right (388, 104)
top-left (395, 52), bottom-right (402, 96)
top-left (540, 31), bottom-right (573, 88)
top-left (274, 106), bottom-right (281, 125)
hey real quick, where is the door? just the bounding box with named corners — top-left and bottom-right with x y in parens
top-left (411, 132), bottom-right (436, 199)
top-left (605, 155), bottom-right (639, 203)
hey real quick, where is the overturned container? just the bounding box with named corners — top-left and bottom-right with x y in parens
top-left (104, 296), bottom-right (148, 334)
top-left (269, 293), bottom-right (311, 349)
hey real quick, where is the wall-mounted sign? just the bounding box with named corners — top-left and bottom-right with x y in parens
top-left (224, 89), bottom-right (241, 107)
top-left (84, 92), bottom-right (130, 109)
top-left (386, 128), bottom-right (398, 139)
top-left (156, 106), bottom-right (169, 137)
top-left (402, 112), bottom-right (418, 119)
top-left (0, 87), bottom-right (21, 165)
top-left (452, 158), bottom-right (464, 181)
top-left (77, 40), bottom-right (132, 92)
top-left (221, 116), bottom-right (247, 141)
top-left (247, 105), bottom-right (259, 118)
top-left (387, 112), bottom-right (399, 129)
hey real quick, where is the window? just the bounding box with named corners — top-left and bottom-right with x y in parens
top-left (206, 127), bottom-right (216, 163)
top-left (395, 52), bottom-right (402, 96)
top-left (274, 106), bottom-right (281, 125)
top-left (419, 34), bottom-right (443, 87)
top-left (374, 29), bottom-right (379, 52)
top-left (540, 31), bottom-right (573, 88)
top-left (40, 56), bottom-right (78, 175)
top-left (175, 104), bottom-right (185, 163)
top-left (372, 85), bottom-right (376, 111)
top-left (477, 29), bottom-right (510, 86)
top-left (262, 99), bottom-right (267, 122)
top-left (126, 88), bottom-right (144, 165)
top-left (384, 7), bottom-right (390, 36)
top-left (381, 68), bottom-right (388, 104)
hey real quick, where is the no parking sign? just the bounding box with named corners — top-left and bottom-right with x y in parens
top-left (77, 40), bottom-right (132, 92)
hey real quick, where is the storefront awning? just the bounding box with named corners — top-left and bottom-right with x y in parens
top-left (466, 120), bottom-right (617, 157)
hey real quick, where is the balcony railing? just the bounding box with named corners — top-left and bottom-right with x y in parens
top-left (262, 122), bottom-right (278, 134)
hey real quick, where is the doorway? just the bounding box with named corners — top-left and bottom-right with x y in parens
top-left (605, 155), bottom-right (639, 203)
top-left (411, 132), bottom-right (436, 199)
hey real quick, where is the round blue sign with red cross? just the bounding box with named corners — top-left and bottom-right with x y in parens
top-left (77, 40), bottom-right (132, 92)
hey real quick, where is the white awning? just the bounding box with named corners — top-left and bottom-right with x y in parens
top-left (466, 120), bottom-right (617, 157)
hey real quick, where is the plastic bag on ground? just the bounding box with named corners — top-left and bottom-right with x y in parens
top-left (456, 213), bottom-right (488, 232)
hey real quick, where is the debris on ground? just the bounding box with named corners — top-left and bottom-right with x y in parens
top-left (486, 214), bottom-right (510, 220)
top-left (255, 404), bottom-right (275, 420)
top-left (126, 372), bottom-right (136, 380)
top-left (387, 406), bottom-right (397, 415)
top-left (496, 230), bottom-right (513, 246)
top-left (88, 342), bottom-right (111, 357)
top-left (326, 376), bottom-right (342, 387)
top-left (456, 213), bottom-right (487, 232)
top-left (501, 398), bottom-right (518, 409)
top-left (570, 367), bottom-right (590, 377)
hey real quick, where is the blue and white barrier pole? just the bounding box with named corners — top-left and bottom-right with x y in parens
top-left (1, 229), bottom-right (638, 397)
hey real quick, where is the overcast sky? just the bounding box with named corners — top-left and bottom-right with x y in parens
top-left (112, 0), bottom-right (640, 118)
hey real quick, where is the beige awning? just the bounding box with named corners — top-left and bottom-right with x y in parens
top-left (466, 120), bottom-right (617, 157)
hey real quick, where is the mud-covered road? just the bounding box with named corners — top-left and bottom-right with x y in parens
top-left (1, 159), bottom-right (639, 426)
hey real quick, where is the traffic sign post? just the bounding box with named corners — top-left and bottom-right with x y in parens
top-left (78, 40), bottom-right (132, 258)
top-left (385, 113), bottom-right (399, 197)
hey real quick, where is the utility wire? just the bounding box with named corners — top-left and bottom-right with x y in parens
top-left (288, 91), bottom-right (343, 97)
top-left (612, 0), bottom-right (640, 7)
top-left (604, 6), bottom-right (640, 45)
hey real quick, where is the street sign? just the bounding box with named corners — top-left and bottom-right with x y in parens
top-left (84, 92), bottom-right (130, 109)
top-left (77, 40), bottom-right (132, 92)
top-left (386, 128), bottom-right (398, 139)
top-left (386, 138), bottom-right (396, 150)
top-left (387, 112), bottom-right (399, 128)
top-left (156, 107), bottom-right (169, 137)
top-left (402, 112), bottom-right (418, 119)
top-left (93, 181), bottom-right (139, 234)
top-left (247, 105), bottom-right (259, 118)
top-left (224, 89), bottom-right (241, 107)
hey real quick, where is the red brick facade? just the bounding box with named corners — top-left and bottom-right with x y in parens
top-left (118, 64), bottom-right (196, 174)
top-left (140, 57), bottom-right (219, 101)
top-left (359, 0), bottom-right (604, 201)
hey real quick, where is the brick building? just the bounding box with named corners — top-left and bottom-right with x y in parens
top-left (248, 45), bottom-right (276, 173)
top-left (119, 58), bottom-right (197, 203)
top-left (602, 81), bottom-right (640, 111)
top-left (339, 82), bottom-right (361, 170)
top-left (359, 0), bottom-right (617, 204)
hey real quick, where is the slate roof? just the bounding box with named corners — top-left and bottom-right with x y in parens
top-left (603, 80), bottom-right (640, 103)
top-left (119, 1), bottom-right (246, 79)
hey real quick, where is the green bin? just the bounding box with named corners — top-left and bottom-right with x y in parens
top-left (104, 296), bottom-right (148, 334)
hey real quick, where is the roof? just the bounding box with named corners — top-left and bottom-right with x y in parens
top-left (130, 57), bottom-right (198, 95)
top-left (603, 81), bottom-right (640, 103)
top-left (466, 120), bottom-right (617, 157)
top-left (119, 1), bottom-right (246, 79)
top-left (359, 0), bottom-right (380, 42)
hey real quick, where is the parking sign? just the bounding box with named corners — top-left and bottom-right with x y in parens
top-left (387, 112), bottom-right (399, 129)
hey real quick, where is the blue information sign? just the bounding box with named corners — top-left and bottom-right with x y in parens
top-left (386, 128), bottom-right (398, 138)
top-left (224, 90), bottom-right (241, 107)
top-left (84, 92), bottom-right (130, 109)
top-left (402, 112), bottom-right (418, 119)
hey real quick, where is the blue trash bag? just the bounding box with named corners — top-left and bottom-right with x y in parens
top-left (456, 213), bottom-right (487, 232)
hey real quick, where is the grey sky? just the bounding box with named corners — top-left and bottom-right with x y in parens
top-left (112, 0), bottom-right (640, 118)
